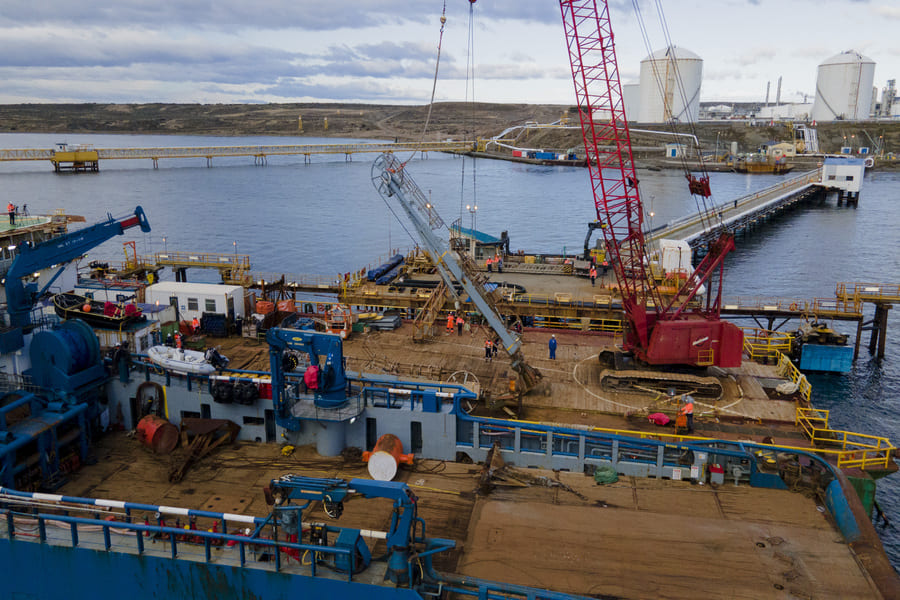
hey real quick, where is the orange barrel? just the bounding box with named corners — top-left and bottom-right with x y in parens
top-left (255, 300), bottom-right (275, 315)
top-left (276, 299), bottom-right (295, 312)
top-left (136, 414), bottom-right (179, 455)
top-left (363, 433), bottom-right (413, 481)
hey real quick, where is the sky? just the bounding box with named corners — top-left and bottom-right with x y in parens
top-left (0, 0), bottom-right (897, 106)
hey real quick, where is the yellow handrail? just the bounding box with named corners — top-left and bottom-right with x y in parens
top-left (742, 327), bottom-right (792, 361)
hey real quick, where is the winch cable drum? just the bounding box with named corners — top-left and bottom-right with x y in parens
top-left (30, 319), bottom-right (100, 375)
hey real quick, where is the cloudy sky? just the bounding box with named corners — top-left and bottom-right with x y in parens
top-left (1, 0), bottom-right (896, 106)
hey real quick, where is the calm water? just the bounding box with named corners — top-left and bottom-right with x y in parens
top-left (2, 132), bottom-right (898, 568)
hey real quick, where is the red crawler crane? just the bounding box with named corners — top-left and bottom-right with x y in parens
top-left (559, 0), bottom-right (743, 367)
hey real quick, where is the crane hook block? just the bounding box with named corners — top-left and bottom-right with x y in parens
top-left (686, 175), bottom-right (711, 198)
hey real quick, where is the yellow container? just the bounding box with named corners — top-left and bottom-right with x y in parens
top-left (524, 255), bottom-right (535, 264)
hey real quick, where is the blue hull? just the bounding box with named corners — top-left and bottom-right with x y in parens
top-left (0, 541), bottom-right (424, 600)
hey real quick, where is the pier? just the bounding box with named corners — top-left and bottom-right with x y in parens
top-left (648, 169), bottom-right (825, 251)
top-left (0, 140), bottom-right (474, 170)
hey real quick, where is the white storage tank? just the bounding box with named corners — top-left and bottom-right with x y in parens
top-left (622, 83), bottom-right (641, 123)
top-left (811, 50), bottom-right (875, 121)
top-left (637, 46), bottom-right (702, 123)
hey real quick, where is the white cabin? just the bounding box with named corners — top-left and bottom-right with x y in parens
top-left (145, 282), bottom-right (246, 321)
top-left (822, 157), bottom-right (865, 193)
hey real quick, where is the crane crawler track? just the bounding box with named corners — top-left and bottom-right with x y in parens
top-left (600, 369), bottom-right (723, 400)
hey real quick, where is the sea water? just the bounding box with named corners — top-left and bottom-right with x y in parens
top-left (1, 132), bottom-right (898, 568)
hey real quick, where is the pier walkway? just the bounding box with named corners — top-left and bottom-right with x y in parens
top-left (648, 169), bottom-right (823, 249)
top-left (0, 141), bottom-right (474, 169)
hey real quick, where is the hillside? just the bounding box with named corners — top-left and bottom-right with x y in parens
top-left (1, 102), bottom-right (898, 160)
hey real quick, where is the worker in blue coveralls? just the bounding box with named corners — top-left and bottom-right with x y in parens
top-left (548, 334), bottom-right (557, 360)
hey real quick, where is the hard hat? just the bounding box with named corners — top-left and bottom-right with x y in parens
top-left (551, 334), bottom-right (556, 338)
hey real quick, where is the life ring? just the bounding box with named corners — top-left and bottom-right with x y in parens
top-left (789, 303), bottom-right (798, 311)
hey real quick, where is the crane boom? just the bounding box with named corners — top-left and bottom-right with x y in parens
top-left (559, 0), bottom-right (743, 368)
top-left (5, 206), bottom-right (151, 328)
top-left (371, 153), bottom-right (540, 392)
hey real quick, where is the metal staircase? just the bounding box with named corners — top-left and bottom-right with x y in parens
top-left (413, 280), bottom-right (448, 342)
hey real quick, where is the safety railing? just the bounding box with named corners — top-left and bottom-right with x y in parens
top-left (0, 505), bottom-right (359, 581)
top-left (795, 406), bottom-right (896, 469)
top-left (742, 328), bottom-right (792, 361)
top-left (836, 282), bottom-right (900, 303)
top-left (723, 296), bottom-right (863, 316)
top-left (150, 251), bottom-right (251, 270)
top-left (777, 352), bottom-right (812, 405)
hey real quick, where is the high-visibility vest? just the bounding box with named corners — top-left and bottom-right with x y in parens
top-left (680, 402), bottom-right (694, 416)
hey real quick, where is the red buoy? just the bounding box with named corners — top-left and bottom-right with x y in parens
top-left (82, 303), bottom-right (92, 312)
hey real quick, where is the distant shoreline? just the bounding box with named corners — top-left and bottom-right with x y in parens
top-left (1, 103), bottom-right (897, 165)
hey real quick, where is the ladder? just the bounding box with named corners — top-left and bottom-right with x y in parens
top-left (412, 280), bottom-right (448, 343)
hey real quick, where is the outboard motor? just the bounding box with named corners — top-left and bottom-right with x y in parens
top-left (205, 347), bottom-right (230, 370)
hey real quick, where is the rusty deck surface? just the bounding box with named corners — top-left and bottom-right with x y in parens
top-left (57, 433), bottom-right (879, 599)
top-left (211, 320), bottom-right (811, 446)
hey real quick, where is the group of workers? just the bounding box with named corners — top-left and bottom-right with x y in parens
top-left (446, 313), bottom-right (465, 336)
top-left (485, 254), bottom-right (503, 273)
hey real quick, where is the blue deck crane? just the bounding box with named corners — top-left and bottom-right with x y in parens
top-left (4, 206), bottom-right (151, 330)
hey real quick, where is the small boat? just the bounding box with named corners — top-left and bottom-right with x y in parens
top-left (54, 293), bottom-right (146, 329)
top-left (146, 345), bottom-right (216, 375)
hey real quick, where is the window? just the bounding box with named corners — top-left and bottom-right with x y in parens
top-left (366, 418), bottom-right (377, 450)
top-left (827, 175), bottom-right (836, 181)
top-left (84, 292), bottom-right (94, 300)
top-left (410, 421), bottom-right (423, 453)
top-left (116, 293), bottom-right (128, 302)
top-left (243, 416), bottom-right (264, 425)
top-left (187, 297), bottom-right (199, 311)
top-left (205, 299), bottom-right (217, 313)
top-left (845, 175), bottom-right (854, 181)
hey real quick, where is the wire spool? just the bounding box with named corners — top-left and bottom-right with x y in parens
top-left (29, 319), bottom-right (100, 376)
top-left (136, 414), bottom-right (179, 454)
top-left (363, 433), bottom-right (414, 481)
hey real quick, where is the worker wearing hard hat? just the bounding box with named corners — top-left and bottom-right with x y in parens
top-left (679, 395), bottom-right (695, 434)
top-left (548, 334), bottom-right (557, 360)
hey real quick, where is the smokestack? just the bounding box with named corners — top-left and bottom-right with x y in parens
top-left (765, 81), bottom-right (771, 106)
top-left (775, 76), bottom-right (782, 105)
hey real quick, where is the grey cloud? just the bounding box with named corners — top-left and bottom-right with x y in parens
top-left (0, 0), bottom-right (572, 32)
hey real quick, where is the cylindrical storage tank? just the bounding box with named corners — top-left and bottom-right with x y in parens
top-left (622, 83), bottom-right (641, 123)
top-left (638, 46), bottom-right (702, 123)
top-left (366, 433), bottom-right (413, 481)
top-left (811, 50), bottom-right (875, 122)
top-left (136, 415), bottom-right (179, 454)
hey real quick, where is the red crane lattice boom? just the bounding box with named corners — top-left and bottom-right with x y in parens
top-left (559, 0), bottom-right (743, 367)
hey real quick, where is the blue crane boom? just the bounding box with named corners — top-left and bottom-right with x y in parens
top-left (5, 206), bottom-right (151, 328)
top-left (371, 153), bottom-right (541, 393)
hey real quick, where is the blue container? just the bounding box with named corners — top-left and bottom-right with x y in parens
top-left (799, 344), bottom-right (853, 373)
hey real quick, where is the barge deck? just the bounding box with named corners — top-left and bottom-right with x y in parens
top-left (50, 432), bottom-right (882, 600)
